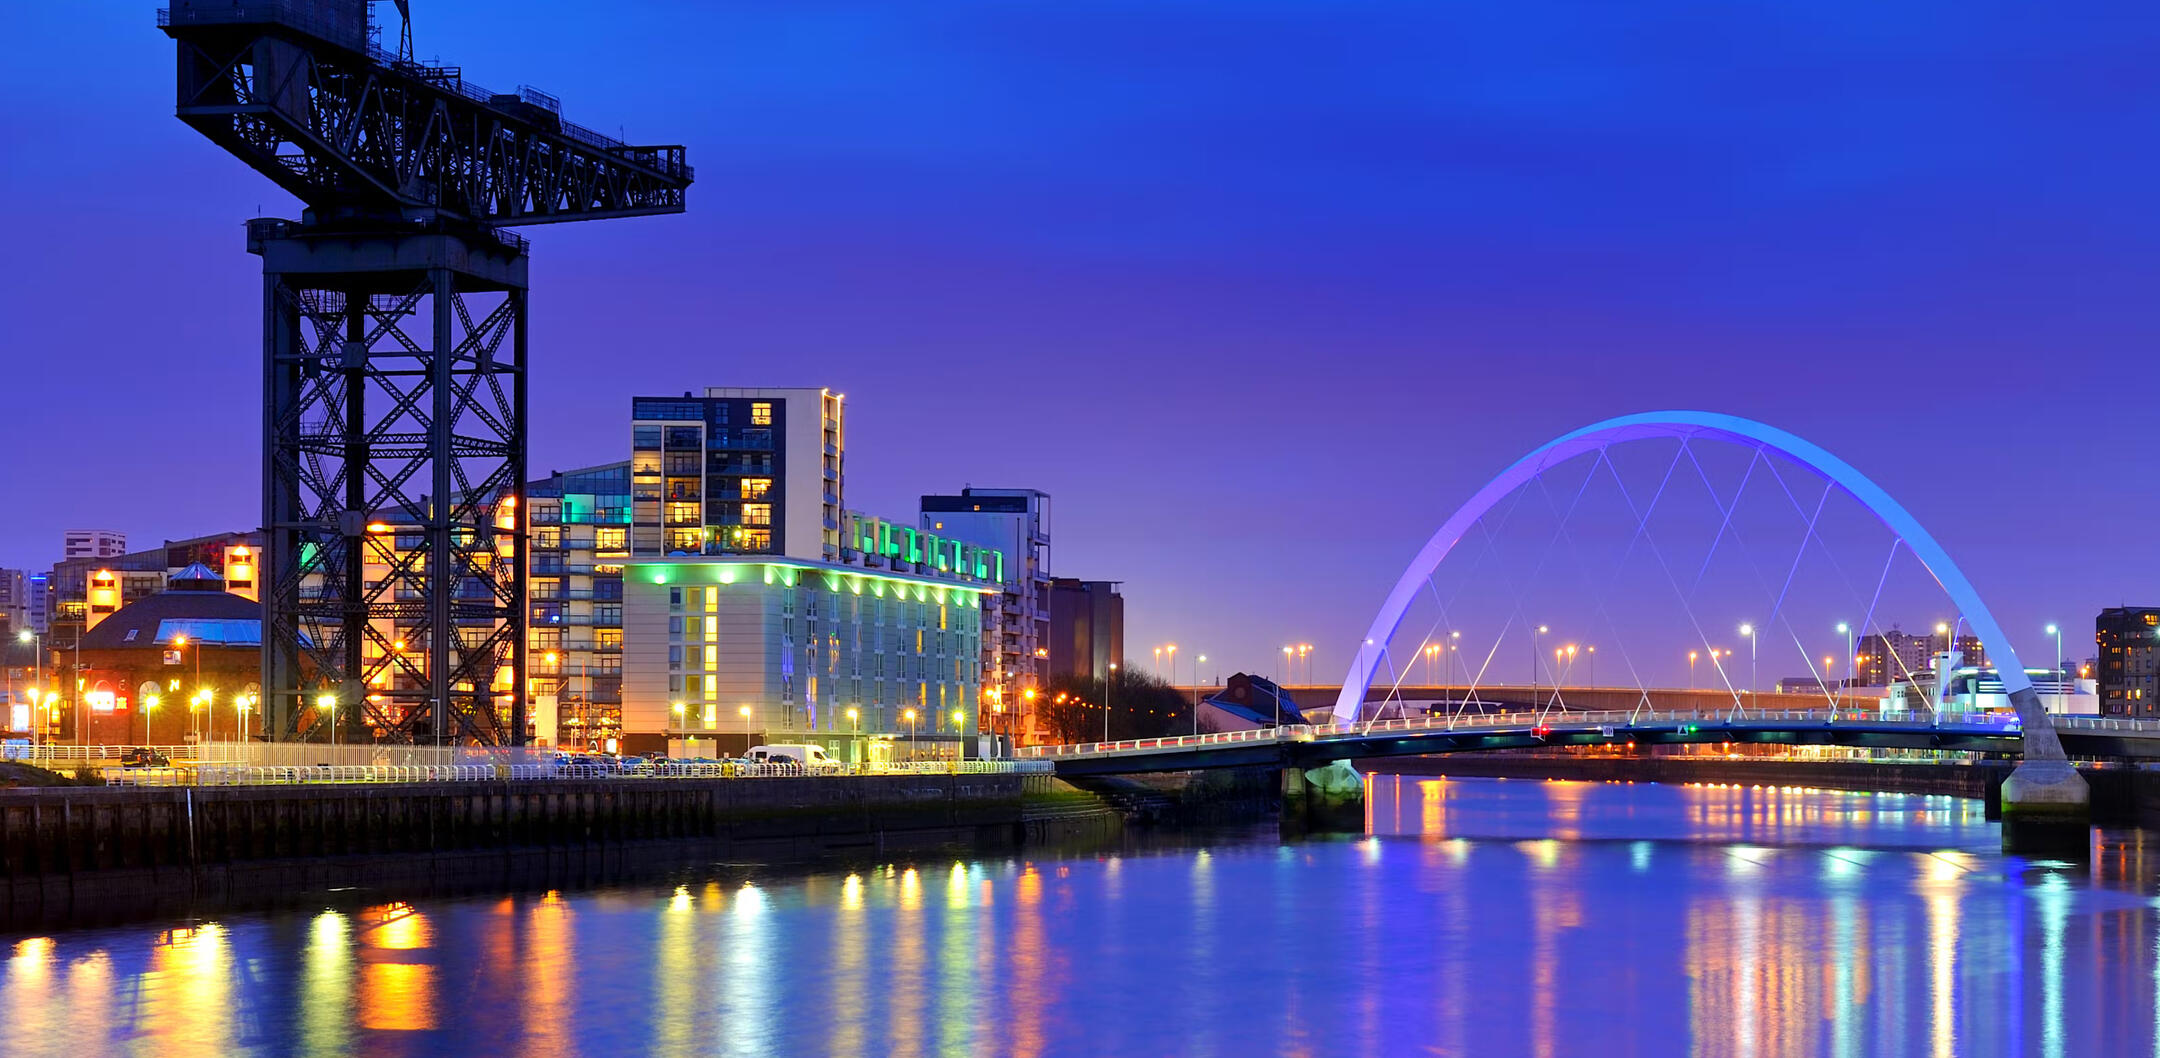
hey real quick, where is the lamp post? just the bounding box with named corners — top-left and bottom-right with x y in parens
top-left (17, 630), bottom-right (41, 752)
top-left (2046, 623), bottom-right (2062, 714)
top-left (1738, 623), bottom-right (1757, 703)
top-left (903, 707), bottom-right (918, 759)
top-left (846, 707), bottom-right (860, 765)
top-left (235, 693), bottom-right (253, 742)
top-left (141, 693), bottom-right (160, 747)
top-left (1836, 622), bottom-right (1852, 711)
top-left (1191, 654), bottom-right (1206, 736)
top-left (1934, 621), bottom-right (1952, 712)
top-left (316, 693), bottom-right (337, 748)
top-left (1688, 650), bottom-right (1699, 691)
top-left (1104, 663), bottom-right (1117, 743)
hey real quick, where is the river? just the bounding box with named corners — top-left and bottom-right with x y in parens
top-left (3, 775), bottom-right (2157, 1056)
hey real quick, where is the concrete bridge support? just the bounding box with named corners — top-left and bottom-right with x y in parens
top-left (2000, 687), bottom-right (2090, 855)
top-left (1281, 761), bottom-right (1365, 832)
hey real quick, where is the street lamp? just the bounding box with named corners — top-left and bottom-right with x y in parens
top-left (903, 707), bottom-right (919, 758)
top-left (316, 693), bottom-right (337, 748)
top-left (2046, 623), bottom-right (2063, 713)
top-left (1738, 623), bottom-right (1757, 701)
top-left (142, 693), bottom-right (160, 746)
top-left (1104, 662), bottom-right (1117, 744)
top-left (17, 629), bottom-right (42, 751)
top-left (1934, 621), bottom-right (1952, 711)
top-left (1191, 654), bottom-right (1207, 735)
top-left (1688, 650), bottom-right (1699, 690)
top-left (1836, 622), bottom-right (1852, 710)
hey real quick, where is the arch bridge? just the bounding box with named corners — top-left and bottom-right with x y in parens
top-left (1051, 413), bottom-right (2097, 850)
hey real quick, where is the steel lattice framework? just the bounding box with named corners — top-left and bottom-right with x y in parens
top-left (160, 1), bottom-right (690, 743)
top-left (159, 4), bottom-right (690, 225)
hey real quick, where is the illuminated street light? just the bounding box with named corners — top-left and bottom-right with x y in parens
top-left (1738, 623), bottom-right (1758, 700)
top-left (2046, 623), bottom-right (2063, 713)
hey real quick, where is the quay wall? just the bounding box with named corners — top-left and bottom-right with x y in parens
top-left (0, 773), bottom-right (1119, 923)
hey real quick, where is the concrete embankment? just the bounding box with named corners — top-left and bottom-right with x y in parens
top-left (1361, 754), bottom-right (2160, 828)
top-left (0, 773), bottom-right (1122, 925)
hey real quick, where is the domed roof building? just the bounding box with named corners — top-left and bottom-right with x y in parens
top-left (77, 564), bottom-right (265, 745)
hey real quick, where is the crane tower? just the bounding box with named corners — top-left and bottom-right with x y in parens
top-left (158, 0), bottom-right (691, 744)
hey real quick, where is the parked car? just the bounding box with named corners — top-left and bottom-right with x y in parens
top-left (121, 747), bottom-right (171, 768)
top-left (746, 744), bottom-right (842, 772)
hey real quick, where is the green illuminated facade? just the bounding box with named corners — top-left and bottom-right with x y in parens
top-left (623, 554), bottom-right (998, 759)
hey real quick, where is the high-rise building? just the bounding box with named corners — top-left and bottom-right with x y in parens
top-left (628, 388), bottom-right (844, 562)
top-left (0, 569), bottom-right (26, 637)
top-left (527, 462), bottom-right (633, 751)
top-left (2097, 607), bottom-right (2160, 718)
top-left (1852, 626), bottom-right (1981, 685)
top-left (26, 573), bottom-right (49, 636)
top-left (62, 530), bottom-right (127, 561)
top-left (1048, 578), bottom-right (1123, 684)
top-left (920, 488), bottom-right (1051, 742)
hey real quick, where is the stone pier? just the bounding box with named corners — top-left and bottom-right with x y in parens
top-left (2000, 686), bottom-right (2091, 855)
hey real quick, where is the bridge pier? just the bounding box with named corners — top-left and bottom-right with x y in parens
top-left (2001, 759), bottom-right (2089, 856)
top-left (1281, 762), bottom-right (1364, 833)
top-left (2000, 687), bottom-right (2090, 856)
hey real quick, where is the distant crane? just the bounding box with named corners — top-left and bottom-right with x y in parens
top-left (158, 0), bottom-right (691, 744)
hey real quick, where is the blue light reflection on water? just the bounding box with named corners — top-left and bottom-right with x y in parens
top-left (2, 776), bottom-right (2158, 1056)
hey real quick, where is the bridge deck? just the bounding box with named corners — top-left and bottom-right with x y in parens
top-left (1020, 709), bottom-right (2160, 776)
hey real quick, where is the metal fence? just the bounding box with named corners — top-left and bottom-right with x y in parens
top-left (1017, 706), bottom-right (2151, 760)
top-left (98, 757), bottom-right (1052, 787)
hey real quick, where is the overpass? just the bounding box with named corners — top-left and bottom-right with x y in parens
top-left (1018, 708), bottom-right (2160, 777)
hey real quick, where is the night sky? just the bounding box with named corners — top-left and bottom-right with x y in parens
top-left (4, 1), bottom-right (2156, 684)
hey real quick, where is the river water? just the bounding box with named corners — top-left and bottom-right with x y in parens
top-left (4, 775), bottom-right (2159, 1057)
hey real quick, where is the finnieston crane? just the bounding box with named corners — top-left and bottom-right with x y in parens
top-left (158, 0), bottom-right (691, 744)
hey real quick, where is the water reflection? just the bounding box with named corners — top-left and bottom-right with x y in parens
top-left (0, 779), bottom-right (2157, 1056)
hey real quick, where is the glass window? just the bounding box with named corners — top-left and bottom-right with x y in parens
top-left (632, 425), bottom-right (663, 449)
top-left (740, 478), bottom-right (772, 499)
top-left (750, 402), bottom-right (773, 426)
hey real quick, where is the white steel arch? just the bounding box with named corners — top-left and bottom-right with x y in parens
top-left (1336, 411), bottom-right (2066, 759)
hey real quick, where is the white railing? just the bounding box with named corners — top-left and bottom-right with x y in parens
top-left (100, 758), bottom-right (1052, 787)
top-left (4, 744), bottom-right (230, 763)
top-left (1018, 706), bottom-right (2158, 760)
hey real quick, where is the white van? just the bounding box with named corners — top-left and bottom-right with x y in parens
top-left (746, 744), bottom-right (843, 771)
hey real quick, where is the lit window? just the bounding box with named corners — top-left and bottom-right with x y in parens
top-left (750, 402), bottom-right (772, 426)
top-left (741, 478), bottom-right (772, 499)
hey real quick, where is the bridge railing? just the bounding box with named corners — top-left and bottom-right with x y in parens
top-left (1019, 705), bottom-right (2082, 759)
top-left (99, 758), bottom-right (1054, 786)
